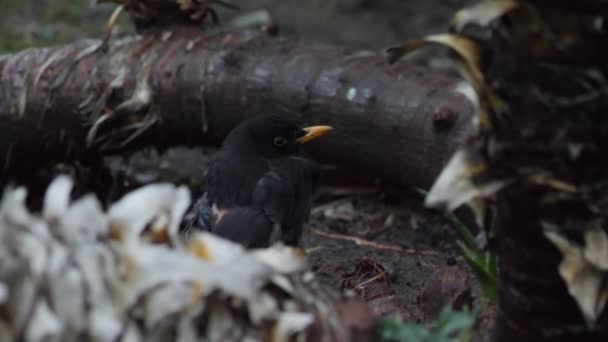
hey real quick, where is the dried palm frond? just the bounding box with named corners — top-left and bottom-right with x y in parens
top-left (0, 176), bottom-right (371, 341)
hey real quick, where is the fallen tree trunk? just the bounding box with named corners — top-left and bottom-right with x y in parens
top-left (0, 28), bottom-right (473, 188)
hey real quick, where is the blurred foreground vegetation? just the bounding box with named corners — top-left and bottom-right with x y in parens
top-left (0, 0), bottom-right (129, 52)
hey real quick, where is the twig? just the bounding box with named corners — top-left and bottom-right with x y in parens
top-left (417, 254), bottom-right (439, 269)
top-left (304, 245), bottom-right (323, 254)
top-left (310, 228), bottom-right (440, 256)
top-left (355, 272), bottom-right (386, 289)
top-left (311, 198), bottom-right (353, 216)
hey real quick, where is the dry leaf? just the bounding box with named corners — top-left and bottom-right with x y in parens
top-left (0, 176), bottom-right (358, 341)
top-left (425, 149), bottom-right (507, 226)
top-left (545, 227), bottom-right (608, 327)
top-left (451, 0), bottom-right (519, 32)
top-left (584, 226), bottom-right (608, 271)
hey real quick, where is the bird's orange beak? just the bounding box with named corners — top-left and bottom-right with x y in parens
top-left (296, 125), bottom-right (334, 144)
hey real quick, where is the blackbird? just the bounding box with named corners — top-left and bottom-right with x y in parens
top-left (185, 114), bottom-right (333, 248)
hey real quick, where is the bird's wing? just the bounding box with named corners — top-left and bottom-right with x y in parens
top-left (252, 157), bottom-right (321, 245)
top-left (251, 169), bottom-right (289, 225)
top-left (211, 207), bottom-right (276, 249)
top-left (183, 154), bottom-right (269, 236)
top-left (205, 153), bottom-right (269, 208)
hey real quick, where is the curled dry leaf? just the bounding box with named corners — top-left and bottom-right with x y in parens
top-left (252, 245), bottom-right (307, 274)
top-left (450, 0), bottom-right (519, 32)
top-left (42, 175), bottom-right (73, 223)
top-left (386, 34), bottom-right (484, 87)
top-left (425, 149), bottom-right (507, 226)
top-left (544, 225), bottom-right (608, 327)
top-left (390, 16), bottom-right (515, 225)
top-left (584, 225), bottom-right (608, 271)
top-left (107, 182), bottom-right (191, 245)
top-left (0, 177), bottom-right (365, 341)
top-left (386, 33), bottom-right (502, 131)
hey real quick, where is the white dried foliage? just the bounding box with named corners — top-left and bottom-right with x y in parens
top-left (544, 224), bottom-right (608, 327)
top-left (0, 177), bottom-right (325, 342)
top-left (451, 81), bottom-right (486, 132)
top-left (450, 0), bottom-right (518, 32)
top-left (425, 149), bottom-right (507, 226)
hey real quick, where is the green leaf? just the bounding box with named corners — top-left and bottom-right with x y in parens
top-left (416, 187), bottom-right (498, 303)
top-left (378, 319), bottom-right (431, 341)
top-left (377, 306), bottom-right (477, 342)
top-left (456, 241), bottom-right (498, 302)
top-left (434, 306), bottom-right (476, 339)
top-left (443, 211), bottom-right (478, 248)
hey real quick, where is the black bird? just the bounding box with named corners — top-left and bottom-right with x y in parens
top-left (185, 114), bottom-right (333, 248)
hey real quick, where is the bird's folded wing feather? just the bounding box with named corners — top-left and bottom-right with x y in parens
top-left (252, 157), bottom-right (320, 244)
top-left (210, 207), bottom-right (275, 248)
top-left (205, 153), bottom-right (270, 208)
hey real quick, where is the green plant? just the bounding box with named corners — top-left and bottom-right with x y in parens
top-left (377, 306), bottom-right (476, 342)
top-left (416, 188), bottom-right (498, 302)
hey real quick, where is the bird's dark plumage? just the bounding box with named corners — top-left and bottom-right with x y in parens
top-left (185, 114), bottom-right (331, 248)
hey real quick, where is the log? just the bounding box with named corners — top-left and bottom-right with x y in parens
top-left (0, 28), bottom-right (474, 188)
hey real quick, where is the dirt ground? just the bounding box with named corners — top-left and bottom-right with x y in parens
top-left (105, 145), bottom-right (479, 326)
top-left (304, 190), bottom-right (471, 322)
top-left (1, 0), bottom-right (481, 330)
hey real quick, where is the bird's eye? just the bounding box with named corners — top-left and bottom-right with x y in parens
top-left (273, 136), bottom-right (287, 147)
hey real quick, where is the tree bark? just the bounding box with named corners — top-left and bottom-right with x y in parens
top-left (0, 28), bottom-right (473, 188)
top-left (441, 1), bottom-right (608, 340)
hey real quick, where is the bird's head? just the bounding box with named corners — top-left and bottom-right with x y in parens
top-left (221, 114), bottom-right (334, 158)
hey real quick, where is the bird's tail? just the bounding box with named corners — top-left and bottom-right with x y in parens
top-left (181, 193), bottom-right (214, 236)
